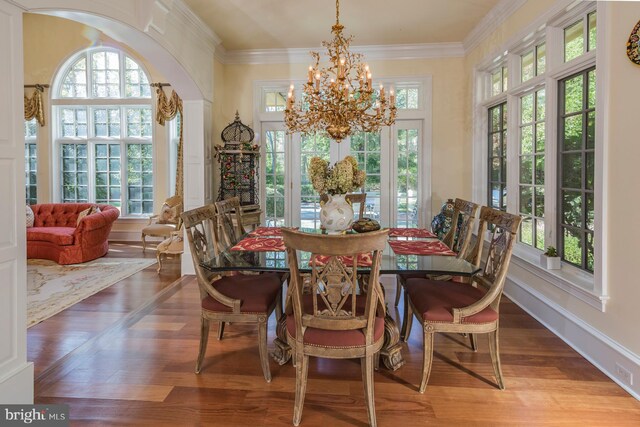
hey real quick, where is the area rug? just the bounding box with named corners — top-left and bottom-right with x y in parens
top-left (27, 258), bottom-right (156, 327)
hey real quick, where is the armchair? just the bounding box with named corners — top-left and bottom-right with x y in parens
top-left (141, 195), bottom-right (183, 252)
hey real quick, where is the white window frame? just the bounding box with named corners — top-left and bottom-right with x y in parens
top-left (51, 47), bottom-right (155, 217)
top-left (472, 0), bottom-right (607, 310)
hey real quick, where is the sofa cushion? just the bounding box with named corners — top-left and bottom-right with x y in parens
top-left (27, 227), bottom-right (75, 245)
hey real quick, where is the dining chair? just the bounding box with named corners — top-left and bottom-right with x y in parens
top-left (281, 228), bottom-right (389, 427)
top-left (320, 192), bottom-right (367, 220)
top-left (181, 205), bottom-right (283, 382)
top-left (214, 196), bottom-right (246, 251)
top-left (401, 206), bottom-right (521, 393)
top-left (394, 198), bottom-right (480, 307)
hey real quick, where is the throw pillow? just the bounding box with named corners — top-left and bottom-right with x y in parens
top-left (26, 205), bottom-right (34, 228)
top-left (76, 207), bottom-right (92, 225)
top-left (158, 203), bottom-right (178, 224)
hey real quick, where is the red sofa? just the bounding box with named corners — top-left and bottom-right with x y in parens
top-left (27, 203), bottom-right (120, 264)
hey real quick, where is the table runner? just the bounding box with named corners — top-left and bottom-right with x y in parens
top-left (249, 227), bottom-right (296, 237)
top-left (388, 240), bottom-right (455, 256)
top-left (388, 228), bottom-right (436, 238)
top-left (310, 253), bottom-right (373, 267)
top-left (231, 237), bottom-right (286, 252)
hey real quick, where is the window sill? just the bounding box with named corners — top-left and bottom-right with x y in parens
top-left (511, 244), bottom-right (608, 312)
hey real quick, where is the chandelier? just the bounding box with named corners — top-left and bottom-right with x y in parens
top-left (284, 0), bottom-right (396, 143)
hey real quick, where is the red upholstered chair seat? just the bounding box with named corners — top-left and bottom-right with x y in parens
top-left (405, 278), bottom-right (498, 324)
top-left (201, 272), bottom-right (282, 313)
top-left (286, 294), bottom-right (385, 347)
top-left (286, 315), bottom-right (385, 348)
top-left (26, 227), bottom-right (75, 246)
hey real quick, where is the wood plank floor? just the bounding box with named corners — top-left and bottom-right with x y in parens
top-left (31, 243), bottom-right (640, 426)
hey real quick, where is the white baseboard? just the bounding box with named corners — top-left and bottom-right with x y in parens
top-left (0, 362), bottom-right (33, 404)
top-left (109, 230), bottom-right (144, 242)
top-left (505, 277), bottom-right (640, 400)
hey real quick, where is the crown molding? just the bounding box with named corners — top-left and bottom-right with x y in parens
top-left (172, 0), bottom-right (222, 51)
top-left (215, 42), bottom-right (464, 65)
top-left (463, 0), bottom-right (528, 54)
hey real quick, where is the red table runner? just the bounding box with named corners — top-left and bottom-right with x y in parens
top-left (231, 237), bottom-right (286, 252)
top-left (249, 227), bottom-right (296, 237)
top-left (310, 253), bottom-right (373, 267)
top-left (388, 240), bottom-right (455, 256)
top-left (388, 228), bottom-right (436, 238)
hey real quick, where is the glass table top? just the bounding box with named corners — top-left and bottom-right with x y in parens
top-left (199, 228), bottom-right (481, 276)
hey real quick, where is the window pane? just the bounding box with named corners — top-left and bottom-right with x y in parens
top-left (520, 156), bottom-right (533, 184)
top-left (563, 227), bottom-right (583, 265)
top-left (520, 216), bottom-right (533, 245)
top-left (564, 74), bottom-right (583, 114)
top-left (562, 190), bottom-right (583, 228)
top-left (536, 43), bottom-right (546, 75)
top-left (564, 20), bottom-right (584, 62)
top-left (521, 93), bottom-right (534, 124)
top-left (588, 12), bottom-right (597, 51)
top-left (521, 50), bottom-right (534, 82)
top-left (563, 115), bottom-right (583, 151)
top-left (127, 143), bottom-right (153, 215)
top-left (491, 70), bottom-right (501, 96)
top-left (562, 153), bottom-right (582, 188)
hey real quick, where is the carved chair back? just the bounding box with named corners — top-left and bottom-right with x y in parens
top-left (454, 207), bottom-right (522, 321)
top-left (214, 197), bottom-right (246, 251)
top-left (441, 198), bottom-right (479, 259)
top-left (182, 205), bottom-right (241, 311)
top-left (281, 228), bottom-right (389, 345)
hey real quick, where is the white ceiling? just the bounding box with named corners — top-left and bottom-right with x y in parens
top-left (183, 0), bottom-right (503, 51)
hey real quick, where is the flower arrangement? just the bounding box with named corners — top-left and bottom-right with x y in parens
top-left (308, 156), bottom-right (366, 195)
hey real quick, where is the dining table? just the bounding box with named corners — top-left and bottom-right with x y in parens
top-left (199, 226), bottom-right (481, 371)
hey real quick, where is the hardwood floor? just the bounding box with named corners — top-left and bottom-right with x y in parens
top-left (31, 244), bottom-right (640, 426)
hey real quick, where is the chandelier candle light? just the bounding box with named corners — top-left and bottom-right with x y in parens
top-left (284, 0), bottom-right (397, 142)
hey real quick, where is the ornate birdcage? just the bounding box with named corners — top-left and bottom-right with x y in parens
top-left (216, 112), bottom-right (260, 208)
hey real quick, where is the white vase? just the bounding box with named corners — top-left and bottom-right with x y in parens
top-left (320, 194), bottom-right (354, 234)
top-left (540, 254), bottom-right (561, 270)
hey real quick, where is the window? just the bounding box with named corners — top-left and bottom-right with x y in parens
top-left (491, 66), bottom-right (508, 96)
top-left (488, 102), bottom-right (507, 211)
top-left (564, 12), bottom-right (597, 62)
top-left (396, 128), bottom-right (419, 227)
top-left (53, 48), bottom-right (153, 216)
top-left (264, 128), bottom-right (286, 226)
top-left (350, 132), bottom-right (381, 220)
top-left (521, 43), bottom-right (546, 82)
top-left (519, 89), bottom-right (545, 249)
top-left (25, 118), bottom-right (37, 204)
top-left (559, 68), bottom-right (595, 272)
top-left (394, 86), bottom-right (420, 109)
top-left (264, 90), bottom-right (287, 112)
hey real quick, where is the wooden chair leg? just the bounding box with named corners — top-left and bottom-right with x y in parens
top-left (258, 319), bottom-right (271, 383)
top-left (374, 351), bottom-right (380, 371)
top-left (401, 291), bottom-right (413, 342)
top-left (275, 289), bottom-right (283, 322)
top-left (293, 353), bottom-right (309, 426)
top-left (419, 329), bottom-right (435, 393)
top-left (217, 321), bottom-right (225, 340)
top-left (156, 252), bottom-right (163, 273)
top-left (394, 279), bottom-right (402, 307)
top-left (469, 333), bottom-right (478, 352)
top-left (141, 233), bottom-right (147, 252)
top-left (488, 329), bottom-right (505, 390)
top-left (195, 316), bottom-right (210, 374)
top-left (361, 355), bottom-right (378, 427)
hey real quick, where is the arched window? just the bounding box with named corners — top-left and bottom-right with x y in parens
top-left (52, 47), bottom-right (154, 216)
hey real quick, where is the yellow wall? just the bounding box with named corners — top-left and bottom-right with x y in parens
top-left (23, 14), bottom-right (172, 238)
top-left (221, 57), bottom-right (467, 213)
top-left (464, 0), bottom-right (640, 356)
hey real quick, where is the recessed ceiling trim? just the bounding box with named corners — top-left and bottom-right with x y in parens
top-left (215, 42), bottom-right (465, 65)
